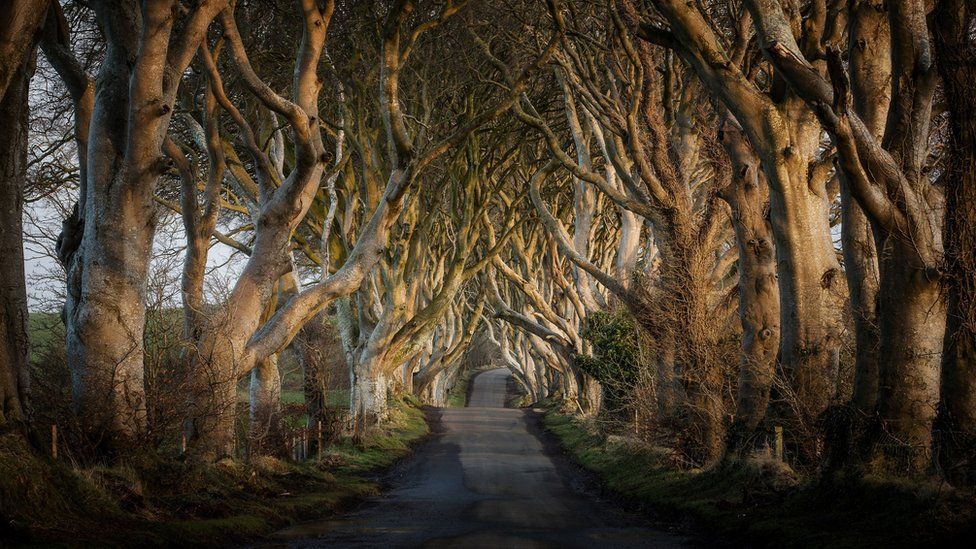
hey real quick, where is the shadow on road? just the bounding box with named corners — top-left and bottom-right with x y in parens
top-left (265, 368), bottom-right (690, 548)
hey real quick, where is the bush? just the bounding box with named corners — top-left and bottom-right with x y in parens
top-left (575, 310), bottom-right (640, 413)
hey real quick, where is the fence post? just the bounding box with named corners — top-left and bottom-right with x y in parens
top-left (51, 424), bottom-right (58, 459)
top-left (317, 420), bottom-right (323, 458)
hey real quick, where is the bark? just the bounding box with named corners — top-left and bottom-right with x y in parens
top-left (615, 209), bottom-right (642, 287)
top-left (248, 354), bottom-right (282, 456)
top-left (719, 124), bottom-right (780, 447)
top-left (933, 0), bottom-right (976, 485)
top-left (752, 110), bottom-right (843, 428)
top-left (844, 0), bottom-right (886, 412)
top-left (0, 40), bottom-right (36, 429)
top-left (750, 0), bottom-right (946, 472)
top-left (247, 288), bottom-right (283, 455)
top-left (351, 366), bottom-right (390, 434)
top-left (649, 0), bottom-right (846, 438)
top-left (873, 240), bottom-right (944, 470)
top-left (843, 195), bottom-right (880, 411)
top-left (67, 38), bottom-right (151, 450)
top-left (660, 237), bottom-right (727, 464)
top-left (0, 0), bottom-right (49, 97)
top-left (58, 0), bottom-right (225, 456)
top-left (292, 311), bottom-right (335, 431)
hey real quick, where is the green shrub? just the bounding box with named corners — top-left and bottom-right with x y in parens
top-left (575, 310), bottom-right (640, 411)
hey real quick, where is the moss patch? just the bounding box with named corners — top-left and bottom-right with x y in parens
top-left (544, 410), bottom-right (976, 548)
top-left (446, 370), bottom-right (473, 408)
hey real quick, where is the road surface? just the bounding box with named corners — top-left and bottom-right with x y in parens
top-left (267, 368), bottom-right (689, 548)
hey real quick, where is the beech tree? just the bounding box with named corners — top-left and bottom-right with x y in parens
top-left (157, 0), bottom-right (564, 457)
top-left (644, 0), bottom-right (848, 446)
top-left (934, 0), bottom-right (976, 485)
top-left (44, 0), bottom-right (228, 455)
top-left (0, 0), bottom-right (50, 430)
top-left (740, 0), bottom-right (946, 474)
top-left (495, 2), bottom-right (744, 464)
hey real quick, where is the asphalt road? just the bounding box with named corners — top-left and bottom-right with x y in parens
top-left (267, 368), bottom-right (689, 548)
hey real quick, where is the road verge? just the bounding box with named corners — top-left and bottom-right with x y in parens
top-left (1, 394), bottom-right (429, 546)
top-left (543, 407), bottom-right (976, 548)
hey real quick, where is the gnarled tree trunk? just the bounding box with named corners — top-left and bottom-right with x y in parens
top-left (719, 124), bottom-right (780, 450)
top-left (0, 37), bottom-right (36, 429)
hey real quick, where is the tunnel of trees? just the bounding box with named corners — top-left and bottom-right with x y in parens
top-left (1, 0), bottom-right (975, 543)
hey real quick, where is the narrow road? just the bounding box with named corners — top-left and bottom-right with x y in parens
top-left (268, 368), bottom-right (689, 548)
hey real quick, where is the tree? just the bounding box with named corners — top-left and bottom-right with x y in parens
top-left (933, 0), bottom-right (976, 485)
top-left (0, 0), bottom-right (50, 430)
top-left (748, 0), bottom-right (945, 474)
top-left (645, 0), bottom-right (847, 452)
top-left (48, 0), bottom-right (226, 457)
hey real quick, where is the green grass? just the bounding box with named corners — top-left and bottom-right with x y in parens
top-left (27, 312), bottom-right (63, 351)
top-left (544, 409), bottom-right (976, 548)
top-left (320, 394), bottom-right (428, 474)
top-left (3, 394), bottom-right (429, 547)
top-left (446, 372), bottom-right (470, 408)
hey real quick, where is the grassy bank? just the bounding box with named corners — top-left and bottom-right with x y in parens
top-left (446, 370), bottom-right (473, 408)
top-left (2, 395), bottom-right (428, 547)
top-left (544, 410), bottom-right (976, 548)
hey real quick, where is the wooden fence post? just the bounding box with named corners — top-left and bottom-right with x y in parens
top-left (51, 424), bottom-right (58, 459)
top-left (316, 420), bottom-right (323, 458)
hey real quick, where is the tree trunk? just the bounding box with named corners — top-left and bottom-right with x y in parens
top-left (933, 0), bottom-right (976, 486)
top-left (669, 257), bottom-right (726, 466)
top-left (640, 223), bottom-right (726, 465)
top-left (612, 210), bottom-right (641, 285)
top-left (845, 0), bottom-right (887, 412)
top-left (872, 241), bottom-right (945, 473)
top-left (248, 354), bottom-right (282, 456)
top-left (292, 311), bottom-right (334, 430)
top-left (351, 363), bottom-right (390, 434)
top-left (757, 112), bottom-right (844, 430)
top-left (843, 192), bottom-right (881, 410)
top-left (186, 323), bottom-right (242, 459)
top-left (0, 49), bottom-right (32, 429)
top-left (65, 36), bottom-right (151, 453)
top-left (578, 371), bottom-right (602, 416)
top-left (720, 126), bottom-right (780, 449)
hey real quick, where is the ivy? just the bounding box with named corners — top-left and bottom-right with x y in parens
top-left (576, 311), bottom-right (640, 410)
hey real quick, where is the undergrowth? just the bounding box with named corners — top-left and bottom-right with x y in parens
top-left (544, 409), bottom-right (976, 548)
top-left (0, 394), bottom-right (427, 547)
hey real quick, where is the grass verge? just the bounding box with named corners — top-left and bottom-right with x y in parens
top-left (446, 369), bottom-right (475, 408)
top-left (544, 409), bottom-right (976, 548)
top-left (2, 394), bottom-right (428, 547)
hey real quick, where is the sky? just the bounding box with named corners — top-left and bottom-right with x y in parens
top-left (22, 193), bottom-right (246, 313)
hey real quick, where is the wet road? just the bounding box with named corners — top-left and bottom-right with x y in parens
top-left (267, 368), bottom-right (689, 548)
